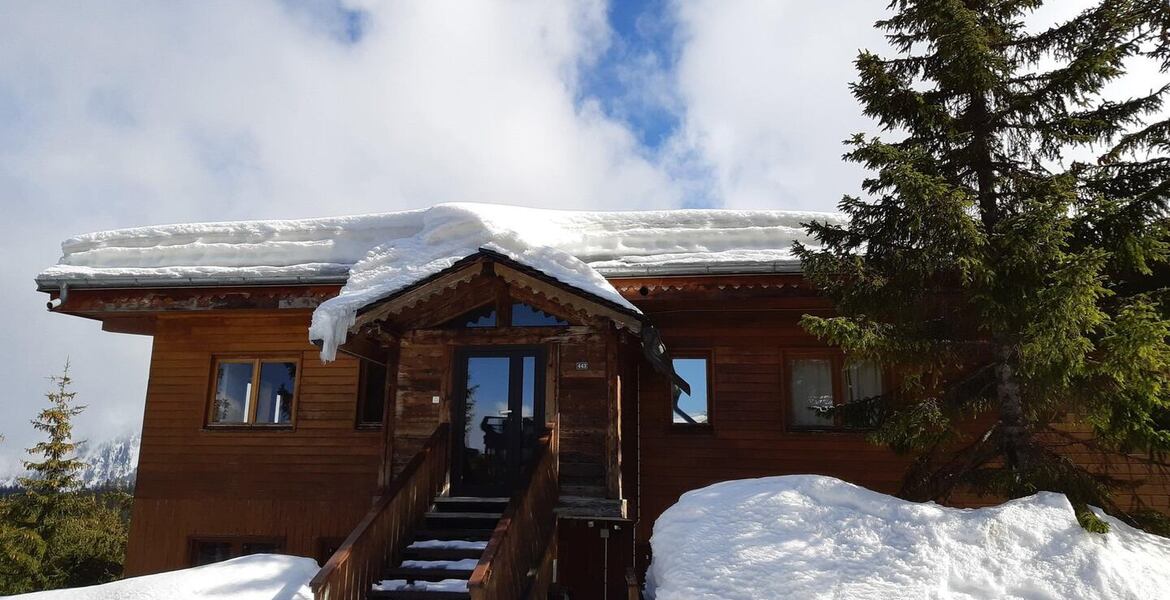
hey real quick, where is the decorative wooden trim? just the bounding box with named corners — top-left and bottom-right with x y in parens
top-left (53, 285), bottom-right (339, 316)
top-left (353, 263), bottom-right (484, 329)
top-left (493, 262), bottom-right (642, 334)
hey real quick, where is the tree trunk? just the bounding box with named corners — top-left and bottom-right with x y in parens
top-left (996, 347), bottom-right (1026, 470)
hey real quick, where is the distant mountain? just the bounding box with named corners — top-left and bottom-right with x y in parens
top-left (0, 432), bottom-right (140, 490)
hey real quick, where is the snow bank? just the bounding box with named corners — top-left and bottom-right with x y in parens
top-left (646, 475), bottom-right (1170, 600)
top-left (5, 554), bottom-right (317, 600)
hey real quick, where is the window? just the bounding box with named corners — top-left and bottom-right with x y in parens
top-left (788, 356), bottom-right (883, 430)
top-left (357, 361), bottom-right (387, 428)
top-left (446, 301), bottom-right (569, 328)
top-left (190, 537), bottom-right (283, 567)
top-left (510, 302), bottom-right (569, 327)
top-left (447, 304), bottom-right (498, 328)
top-left (671, 357), bottom-right (710, 425)
top-left (209, 358), bottom-right (298, 426)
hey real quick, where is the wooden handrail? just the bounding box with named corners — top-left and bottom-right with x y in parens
top-left (626, 568), bottom-right (641, 600)
top-left (467, 418), bottom-right (560, 600)
top-left (311, 424), bottom-right (451, 600)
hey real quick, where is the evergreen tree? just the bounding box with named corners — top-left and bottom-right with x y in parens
top-left (17, 362), bottom-right (87, 531)
top-left (796, 0), bottom-right (1170, 531)
top-left (0, 432), bottom-right (43, 595)
top-left (0, 364), bottom-right (131, 593)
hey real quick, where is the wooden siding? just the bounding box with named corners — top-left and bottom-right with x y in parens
top-left (629, 287), bottom-right (1170, 569)
top-left (125, 311), bottom-right (382, 576)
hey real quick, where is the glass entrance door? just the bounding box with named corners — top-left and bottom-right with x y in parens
top-left (453, 348), bottom-right (545, 496)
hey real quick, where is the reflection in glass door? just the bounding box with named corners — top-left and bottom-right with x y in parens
top-left (454, 348), bottom-right (545, 496)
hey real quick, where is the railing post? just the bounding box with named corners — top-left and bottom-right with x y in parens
top-left (310, 424), bottom-right (451, 600)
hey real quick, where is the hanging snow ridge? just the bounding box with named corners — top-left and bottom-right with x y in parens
top-left (308, 204), bottom-right (645, 360)
top-left (37, 202), bottom-right (844, 360)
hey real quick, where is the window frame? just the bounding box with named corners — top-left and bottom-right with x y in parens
top-left (188, 535), bottom-right (285, 567)
top-left (783, 350), bottom-right (885, 433)
top-left (356, 359), bottom-right (388, 430)
top-left (668, 350), bottom-right (715, 432)
top-left (206, 355), bottom-right (301, 429)
top-left (444, 295), bottom-right (573, 330)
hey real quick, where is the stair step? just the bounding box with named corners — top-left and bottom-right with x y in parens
top-left (434, 496), bottom-right (508, 504)
top-left (402, 547), bottom-right (484, 561)
top-left (431, 497), bottom-right (509, 513)
top-left (369, 591), bottom-right (470, 600)
top-left (560, 484), bottom-right (607, 497)
top-left (383, 567), bottom-right (474, 581)
top-left (425, 511), bottom-right (502, 520)
top-left (413, 529), bottom-right (496, 541)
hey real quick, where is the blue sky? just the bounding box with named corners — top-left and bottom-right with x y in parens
top-left (0, 0), bottom-right (1127, 474)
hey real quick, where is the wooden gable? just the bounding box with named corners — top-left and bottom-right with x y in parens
top-left (349, 250), bottom-right (644, 337)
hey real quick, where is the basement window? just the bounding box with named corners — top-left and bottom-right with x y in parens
top-left (190, 537), bottom-right (283, 567)
top-left (671, 356), bottom-right (710, 425)
top-left (208, 358), bottom-right (298, 426)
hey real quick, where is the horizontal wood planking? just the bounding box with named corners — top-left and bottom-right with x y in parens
top-left (124, 497), bottom-right (370, 576)
top-left (128, 312), bottom-right (382, 574)
top-left (633, 304), bottom-right (1170, 558)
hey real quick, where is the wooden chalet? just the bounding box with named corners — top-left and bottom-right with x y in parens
top-left (35, 205), bottom-right (1170, 600)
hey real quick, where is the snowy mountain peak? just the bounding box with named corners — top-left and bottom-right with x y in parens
top-left (0, 432), bottom-right (140, 490)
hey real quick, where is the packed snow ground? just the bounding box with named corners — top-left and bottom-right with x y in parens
top-left (646, 475), bottom-right (1170, 600)
top-left (6, 554), bottom-right (317, 600)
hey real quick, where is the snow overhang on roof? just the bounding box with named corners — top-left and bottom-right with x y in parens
top-left (37, 203), bottom-right (833, 383)
top-left (35, 202), bottom-right (839, 294)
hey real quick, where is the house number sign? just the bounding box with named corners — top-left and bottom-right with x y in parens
top-left (575, 361), bottom-right (589, 370)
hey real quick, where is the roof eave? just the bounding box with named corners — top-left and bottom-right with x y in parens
top-left (33, 260), bottom-right (806, 293)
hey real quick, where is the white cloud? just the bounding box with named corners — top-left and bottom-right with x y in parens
top-left (0, 0), bottom-right (687, 471)
top-left (665, 0), bottom-right (891, 210)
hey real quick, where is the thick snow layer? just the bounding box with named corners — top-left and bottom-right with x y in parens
top-left (646, 475), bottom-right (1170, 600)
top-left (308, 204), bottom-right (646, 360)
top-left (39, 203), bottom-right (839, 360)
top-left (41, 203), bottom-right (836, 282)
top-left (6, 554), bottom-right (316, 600)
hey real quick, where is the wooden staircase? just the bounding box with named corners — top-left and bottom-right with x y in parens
top-left (369, 496), bottom-right (507, 599)
top-left (312, 420), bottom-right (559, 600)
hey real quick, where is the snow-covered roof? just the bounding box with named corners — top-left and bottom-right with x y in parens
top-left (37, 203), bottom-right (840, 359)
top-left (647, 475), bottom-right (1170, 600)
top-left (37, 203), bottom-right (840, 289)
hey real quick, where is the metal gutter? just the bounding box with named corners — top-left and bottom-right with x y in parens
top-left (34, 273), bottom-right (351, 293)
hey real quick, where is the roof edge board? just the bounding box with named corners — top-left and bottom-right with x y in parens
top-left (34, 260), bottom-right (806, 293)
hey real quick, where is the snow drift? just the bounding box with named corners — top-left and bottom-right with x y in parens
top-left (646, 475), bottom-right (1170, 600)
top-left (6, 554), bottom-right (317, 600)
